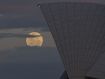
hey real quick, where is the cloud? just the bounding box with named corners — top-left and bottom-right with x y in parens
top-left (0, 17), bottom-right (47, 29)
top-left (0, 33), bottom-right (40, 38)
top-left (0, 29), bottom-right (55, 52)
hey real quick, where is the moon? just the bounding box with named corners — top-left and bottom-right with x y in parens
top-left (26, 32), bottom-right (43, 47)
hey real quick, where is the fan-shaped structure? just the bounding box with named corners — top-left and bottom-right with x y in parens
top-left (60, 71), bottom-right (98, 79)
top-left (38, 2), bottom-right (105, 79)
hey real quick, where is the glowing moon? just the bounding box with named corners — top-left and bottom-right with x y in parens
top-left (26, 32), bottom-right (43, 47)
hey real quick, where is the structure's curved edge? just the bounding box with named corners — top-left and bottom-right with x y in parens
top-left (60, 71), bottom-right (98, 79)
top-left (38, 2), bottom-right (104, 79)
top-left (34, 0), bottom-right (105, 7)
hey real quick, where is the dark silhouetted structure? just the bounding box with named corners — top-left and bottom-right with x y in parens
top-left (60, 71), bottom-right (69, 79)
top-left (60, 71), bottom-right (98, 79)
top-left (38, 1), bottom-right (105, 79)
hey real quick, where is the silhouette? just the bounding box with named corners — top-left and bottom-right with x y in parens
top-left (60, 71), bottom-right (98, 79)
top-left (39, 1), bottom-right (105, 79)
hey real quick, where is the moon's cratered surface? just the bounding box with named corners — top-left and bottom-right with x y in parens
top-left (26, 32), bottom-right (43, 47)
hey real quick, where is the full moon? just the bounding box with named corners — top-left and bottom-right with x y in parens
top-left (26, 32), bottom-right (43, 47)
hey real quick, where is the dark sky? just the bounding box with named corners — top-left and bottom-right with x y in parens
top-left (0, 0), bottom-right (105, 79)
top-left (0, 0), bottom-right (64, 79)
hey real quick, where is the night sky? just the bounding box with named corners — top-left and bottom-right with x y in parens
top-left (0, 0), bottom-right (64, 79)
top-left (0, 0), bottom-right (105, 79)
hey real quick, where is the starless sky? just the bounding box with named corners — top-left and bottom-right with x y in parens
top-left (0, 0), bottom-right (64, 79)
top-left (0, 0), bottom-right (56, 49)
